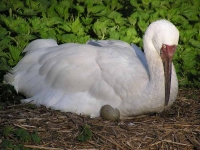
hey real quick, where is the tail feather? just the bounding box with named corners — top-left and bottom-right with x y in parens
top-left (23, 39), bottom-right (58, 53)
top-left (4, 39), bottom-right (57, 93)
top-left (4, 73), bottom-right (19, 92)
top-left (4, 73), bottom-right (15, 84)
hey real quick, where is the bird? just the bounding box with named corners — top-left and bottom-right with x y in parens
top-left (4, 19), bottom-right (179, 118)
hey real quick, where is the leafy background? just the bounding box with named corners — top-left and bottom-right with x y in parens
top-left (0, 0), bottom-right (199, 88)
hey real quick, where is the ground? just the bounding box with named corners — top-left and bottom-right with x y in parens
top-left (0, 89), bottom-right (199, 150)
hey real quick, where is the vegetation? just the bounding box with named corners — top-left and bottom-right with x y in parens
top-left (77, 124), bottom-right (93, 142)
top-left (0, 0), bottom-right (199, 88)
top-left (1, 126), bottom-right (41, 149)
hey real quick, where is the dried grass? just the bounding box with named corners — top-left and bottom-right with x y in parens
top-left (0, 89), bottom-right (199, 149)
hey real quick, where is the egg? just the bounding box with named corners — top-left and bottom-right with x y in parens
top-left (100, 105), bottom-right (120, 121)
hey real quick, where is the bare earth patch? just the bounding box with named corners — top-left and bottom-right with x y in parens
top-left (0, 89), bottom-right (200, 149)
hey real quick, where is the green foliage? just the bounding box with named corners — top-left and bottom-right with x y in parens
top-left (0, 0), bottom-right (199, 88)
top-left (1, 127), bottom-right (41, 149)
top-left (31, 131), bottom-right (41, 144)
top-left (3, 126), bottom-right (14, 137)
top-left (77, 124), bottom-right (93, 142)
top-left (15, 128), bottom-right (31, 142)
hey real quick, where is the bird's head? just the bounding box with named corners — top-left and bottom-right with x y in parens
top-left (144, 19), bottom-right (179, 106)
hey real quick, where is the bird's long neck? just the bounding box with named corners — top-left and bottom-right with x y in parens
top-left (142, 38), bottom-right (166, 110)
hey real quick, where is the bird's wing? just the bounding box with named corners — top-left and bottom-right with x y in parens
top-left (87, 39), bottom-right (150, 97)
top-left (5, 39), bottom-right (149, 117)
top-left (88, 40), bottom-right (149, 76)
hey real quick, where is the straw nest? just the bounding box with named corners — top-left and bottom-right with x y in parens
top-left (0, 89), bottom-right (199, 149)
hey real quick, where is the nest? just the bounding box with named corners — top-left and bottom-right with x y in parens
top-left (0, 89), bottom-right (200, 149)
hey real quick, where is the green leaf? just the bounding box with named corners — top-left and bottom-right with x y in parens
top-left (54, 1), bottom-right (70, 18)
top-left (151, 1), bottom-right (160, 8)
top-left (0, 2), bottom-right (9, 12)
top-left (126, 28), bottom-right (137, 36)
top-left (179, 78), bottom-right (188, 87)
top-left (131, 37), bottom-right (141, 44)
top-left (94, 7), bottom-right (110, 16)
top-left (190, 69), bottom-right (197, 75)
top-left (71, 17), bottom-right (82, 33)
top-left (93, 19), bottom-right (110, 39)
top-left (3, 126), bottom-right (14, 137)
top-left (181, 5), bottom-right (199, 21)
top-left (59, 34), bottom-right (77, 43)
top-left (138, 18), bottom-right (148, 32)
top-left (40, 29), bottom-right (56, 39)
top-left (31, 132), bottom-right (41, 144)
top-left (70, 18), bottom-right (85, 35)
top-left (128, 17), bottom-right (137, 25)
top-left (142, 0), bottom-right (151, 8)
top-left (81, 17), bottom-right (93, 25)
top-left (130, 0), bottom-right (140, 8)
top-left (110, 0), bottom-right (122, 10)
top-left (1, 139), bottom-right (13, 148)
top-left (158, 9), bottom-right (166, 18)
top-left (11, 1), bottom-right (24, 11)
top-left (167, 8), bottom-right (179, 19)
top-left (8, 45), bottom-right (22, 62)
top-left (46, 2), bottom-right (59, 18)
top-left (108, 11), bottom-right (121, 19)
top-left (114, 16), bottom-right (124, 25)
top-left (77, 35), bottom-right (90, 43)
top-left (46, 17), bottom-right (63, 27)
top-left (0, 27), bottom-right (8, 38)
top-left (0, 57), bottom-right (10, 71)
top-left (128, 13), bottom-right (139, 25)
top-left (22, 8), bottom-right (38, 16)
top-left (139, 11), bottom-right (150, 21)
top-left (13, 145), bottom-right (22, 150)
top-left (88, 5), bottom-right (105, 14)
top-left (172, 15), bottom-right (188, 25)
top-left (74, 5), bottom-right (85, 13)
top-left (59, 24), bottom-right (71, 32)
top-left (77, 124), bottom-right (93, 142)
top-left (189, 39), bottom-right (200, 49)
top-left (109, 30), bottom-right (120, 40)
top-left (15, 128), bottom-right (31, 142)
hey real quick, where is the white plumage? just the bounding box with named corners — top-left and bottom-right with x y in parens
top-left (4, 19), bottom-right (179, 118)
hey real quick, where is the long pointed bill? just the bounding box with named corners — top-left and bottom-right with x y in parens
top-left (160, 45), bottom-right (177, 106)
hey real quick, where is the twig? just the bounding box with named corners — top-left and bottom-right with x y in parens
top-left (150, 140), bottom-right (162, 146)
top-left (13, 124), bottom-right (28, 130)
top-left (93, 131), bottom-right (128, 150)
top-left (24, 145), bottom-right (63, 150)
top-left (7, 103), bottom-right (28, 108)
top-left (150, 139), bottom-right (191, 147)
top-left (19, 124), bottom-right (37, 128)
top-left (162, 140), bottom-right (191, 146)
top-left (186, 134), bottom-right (200, 150)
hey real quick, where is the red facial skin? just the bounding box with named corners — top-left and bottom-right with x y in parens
top-left (160, 44), bottom-right (177, 106)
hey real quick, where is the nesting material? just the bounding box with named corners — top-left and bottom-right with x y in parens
top-left (0, 90), bottom-right (199, 149)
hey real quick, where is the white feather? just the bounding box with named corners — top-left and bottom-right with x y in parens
top-left (4, 19), bottom-right (179, 117)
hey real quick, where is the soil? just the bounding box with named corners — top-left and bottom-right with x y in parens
top-left (0, 89), bottom-right (200, 150)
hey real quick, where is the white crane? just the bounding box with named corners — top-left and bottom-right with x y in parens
top-left (4, 19), bottom-right (179, 118)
